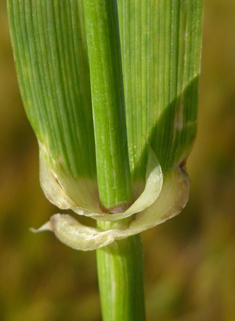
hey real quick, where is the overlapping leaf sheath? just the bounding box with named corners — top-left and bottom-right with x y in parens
top-left (8, 0), bottom-right (203, 250)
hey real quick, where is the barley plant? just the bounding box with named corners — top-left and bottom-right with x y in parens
top-left (7, 0), bottom-right (203, 320)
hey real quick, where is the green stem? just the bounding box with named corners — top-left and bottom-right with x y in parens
top-left (83, 0), bottom-right (132, 212)
top-left (97, 222), bottom-right (145, 321)
top-left (83, 1), bottom-right (145, 320)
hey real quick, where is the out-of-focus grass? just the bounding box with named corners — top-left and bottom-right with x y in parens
top-left (0, 0), bottom-right (235, 320)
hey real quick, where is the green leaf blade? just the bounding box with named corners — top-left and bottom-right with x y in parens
top-left (8, 0), bottom-right (96, 179)
top-left (118, 0), bottom-right (203, 179)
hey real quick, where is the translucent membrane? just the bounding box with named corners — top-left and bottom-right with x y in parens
top-left (33, 150), bottom-right (189, 251)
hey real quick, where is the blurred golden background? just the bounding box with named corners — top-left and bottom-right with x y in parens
top-left (1, 0), bottom-right (235, 320)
